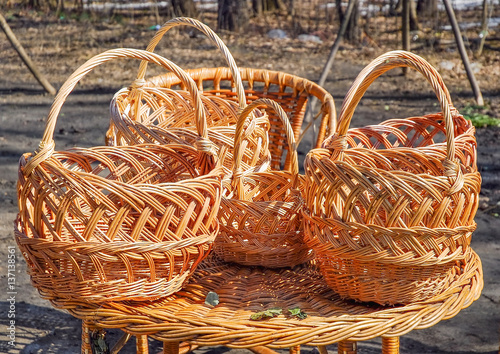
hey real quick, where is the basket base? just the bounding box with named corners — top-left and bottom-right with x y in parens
top-left (316, 250), bottom-right (474, 305)
top-left (214, 229), bottom-right (314, 268)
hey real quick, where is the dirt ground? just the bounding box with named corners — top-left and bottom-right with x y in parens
top-left (1, 8), bottom-right (500, 353)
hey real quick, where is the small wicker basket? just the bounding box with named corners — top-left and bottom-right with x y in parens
top-left (216, 98), bottom-right (313, 268)
top-left (16, 48), bottom-right (223, 302)
top-left (303, 50), bottom-right (481, 305)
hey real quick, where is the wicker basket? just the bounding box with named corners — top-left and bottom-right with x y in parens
top-left (143, 66), bottom-right (336, 171)
top-left (303, 50), bottom-right (481, 305)
top-left (216, 98), bottom-right (313, 268)
top-left (107, 17), bottom-right (272, 176)
top-left (16, 48), bottom-right (223, 302)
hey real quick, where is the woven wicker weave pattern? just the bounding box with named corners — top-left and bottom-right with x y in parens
top-left (145, 66), bottom-right (336, 170)
top-left (16, 49), bottom-right (224, 302)
top-left (303, 50), bottom-right (481, 305)
top-left (216, 98), bottom-right (312, 268)
top-left (346, 114), bottom-right (477, 172)
top-left (51, 251), bottom-right (482, 347)
top-left (137, 17), bottom-right (247, 110)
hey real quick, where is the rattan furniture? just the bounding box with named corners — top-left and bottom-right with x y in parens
top-left (46, 250), bottom-right (482, 354)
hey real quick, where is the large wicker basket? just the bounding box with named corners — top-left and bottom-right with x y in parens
top-left (16, 48), bottom-right (223, 303)
top-left (216, 98), bottom-right (313, 268)
top-left (303, 50), bottom-right (481, 305)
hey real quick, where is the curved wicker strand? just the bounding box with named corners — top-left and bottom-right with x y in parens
top-left (137, 17), bottom-right (246, 109)
top-left (25, 48), bottom-right (215, 175)
top-left (233, 98), bottom-right (299, 200)
top-left (303, 52), bottom-right (479, 304)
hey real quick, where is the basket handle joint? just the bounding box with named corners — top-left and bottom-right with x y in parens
top-left (321, 133), bottom-right (347, 158)
top-left (24, 140), bottom-right (56, 175)
top-left (444, 159), bottom-right (465, 195)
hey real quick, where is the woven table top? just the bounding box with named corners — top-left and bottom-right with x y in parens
top-left (49, 250), bottom-right (483, 348)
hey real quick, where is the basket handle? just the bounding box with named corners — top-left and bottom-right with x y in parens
top-left (24, 48), bottom-right (215, 175)
top-left (232, 98), bottom-right (299, 200)
top-left (328, 50), bottom-right (462, 192)
top-left (136, 17), bottom-right (246, 110)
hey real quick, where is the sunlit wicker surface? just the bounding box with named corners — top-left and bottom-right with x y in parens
top-left (52, 249), bottom-right (482, 348)
top-left (302, 51), bottom-right (481, 305)
top-left (16, 49), bottom-right (224, 303)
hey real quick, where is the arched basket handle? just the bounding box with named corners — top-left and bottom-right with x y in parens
top-left (232, 98), bottom-right (299, 200)
top-left (137, 17), bottom-right (246, 109)
top-left (327, 50), bottom-right (462, 193)
top-left (25, 48), bottom-right (215, 175)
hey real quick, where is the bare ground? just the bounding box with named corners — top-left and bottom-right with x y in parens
top-left (0, 9), bottom-right (500, 353)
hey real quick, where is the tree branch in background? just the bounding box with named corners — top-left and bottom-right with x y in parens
top-left (476, 0), bottom-right (492, 57)
top-left (442, 0), bottom-right (484, 106)
top-left (0, 12), bottom-right (57, 95)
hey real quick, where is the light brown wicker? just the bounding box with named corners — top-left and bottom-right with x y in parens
top-left (345, 67), bottom-right (477, 172)
top-left (346, 117), bottom-right (477, 174)
top-left (141, 66), bottom-right (336, 171)
top-left (53, 249), bottom-right (482, 351)
top-left (107, 17), bottom-right (273, 176)
top-left (15, 48), bottom-right (223, 302)
top-left (139, 18), bottom-right (336, 170)
top-left (303, 50), bottom-right (481, 305)
top-left (215, 98), bottom-right (312, 268)
top-left (138, 17), bottom-right (247, 110)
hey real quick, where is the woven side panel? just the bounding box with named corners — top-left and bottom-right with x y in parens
top-left (16, 144), bottom-right (222, 301)
top-left (315, 250), bottom-right (471, 305)
top-left (122, 67), bottom-right (335, 169)
top-left (303, 145), bottom-right (480, 265)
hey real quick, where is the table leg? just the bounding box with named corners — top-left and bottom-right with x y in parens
top-left (136, 335), bottom-right (149, 353)
top-left (382, 337), bottom-right (399, 354)
top-left (249, 346), bottom-right (280, 354)
top-left (290, 345), bottom-right (300, 354)
top-left (317, 346), bottom-right (328, 354)
top-left (338, 341), bottom-right (357, 354)
top-left (81, 321), bottom-right (93, 354)
top-left (163, 341), bottom-right (180, 354)
top-left (110, 333), bottom-right (132, 354)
